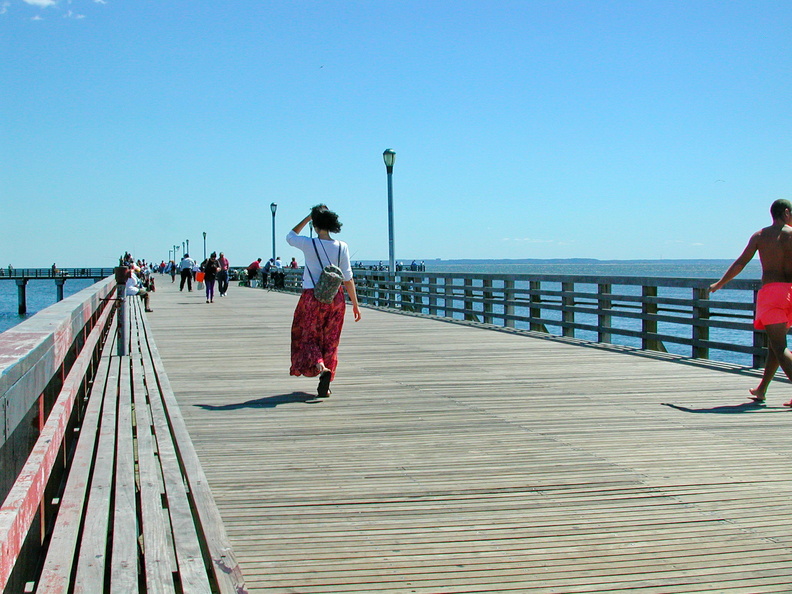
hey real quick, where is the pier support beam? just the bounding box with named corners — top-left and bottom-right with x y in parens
top-left (15, 279), bottom-right (28, 315)
top-left (55, 278), bottom-right (66, 303)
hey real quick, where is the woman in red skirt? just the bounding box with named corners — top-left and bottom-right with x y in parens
top-left (287, 205), bottom-right (361, 398)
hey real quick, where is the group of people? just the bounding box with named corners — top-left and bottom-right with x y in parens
top-left (176, 252), bottom-right (231, 302)
top-left (121, 254), bottom-right (156, 313)
top-left (246, 256), bottom-right (298, 289)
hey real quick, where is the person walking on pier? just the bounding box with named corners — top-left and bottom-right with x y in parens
top-left (179, 254), bottom-right (196, 292)
top-left (203, 252), bottom-right (220, 303)
top-left (710, 198), bottom-right (792, 406)
top-left (217, 252), bottom-right (230, 296)
top-left (287, 204), bottom-right (361, 398)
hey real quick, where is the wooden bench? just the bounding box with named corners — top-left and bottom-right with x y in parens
top-left (34, 296), bottom-right (247, 593)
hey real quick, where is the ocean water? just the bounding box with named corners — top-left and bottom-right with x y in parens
top-left (0, 278), bottom-right (97, 334)
top-left (423, 258), bottom-right (762, 279)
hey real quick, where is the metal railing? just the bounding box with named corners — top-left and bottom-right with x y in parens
top-left (273, 269), bottom-right (764, 368)
top-left (0, 268), bottom-right (115, 279)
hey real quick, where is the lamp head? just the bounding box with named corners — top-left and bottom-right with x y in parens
top-left (383, 149), bottom-right (396, 172)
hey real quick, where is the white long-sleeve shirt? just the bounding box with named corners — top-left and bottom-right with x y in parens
top-left (286, 230), bottom-right (353, 289)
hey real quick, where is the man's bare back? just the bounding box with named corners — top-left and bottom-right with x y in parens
top-left (754, 223), bottom-right (792, 284)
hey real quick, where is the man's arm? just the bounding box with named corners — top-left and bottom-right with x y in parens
top-left (709, 234), bottom-right (759, 293)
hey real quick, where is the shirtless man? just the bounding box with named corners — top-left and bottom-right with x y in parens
top-left (710, 199), bottom-right (792, 405)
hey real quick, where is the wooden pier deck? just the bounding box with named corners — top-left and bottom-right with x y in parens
top-left (145, 279), bottom-right (792, 593)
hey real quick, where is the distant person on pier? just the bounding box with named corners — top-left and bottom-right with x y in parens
top-left (247, 258), bottom-right (262, 287)
top-left (125, 266), bottom-right (153, 312)
top-left (287, 204), bottom-right (361, 398)
top-left (167, 260), bottom-right (177, 283)
top-left (710, 198), bottom-right (792, 406)
top-left (178, 254), bottom-right (196, 291)
top-left (217, 252), bottom-right (230, 296)
top-left (202, 252), bottom-right (220, 303)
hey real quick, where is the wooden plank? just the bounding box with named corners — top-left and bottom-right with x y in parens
top-left (137, 310), bottom-right (213, 593)
top-left (129, 302), bottom-right (176, 593)
top-left (144, 281), bottom-right (792, 593)
top-left (37, 318), bottom-right (117, 593)
top-left (72, 336), bottom-right (121, 592)
top-left (109, 344), bottom-right (137, 593)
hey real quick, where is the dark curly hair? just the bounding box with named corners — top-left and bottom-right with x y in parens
top-left (311, 204), bottom-right (342, 234)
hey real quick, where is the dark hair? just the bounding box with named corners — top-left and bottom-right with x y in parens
top-left (311, 204), bottom-right (342, 234)
top-left (771, 199), bottom-right (792, 220)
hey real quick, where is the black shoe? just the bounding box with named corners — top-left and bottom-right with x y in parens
top-left (317, 370), bottom-right (332, 398)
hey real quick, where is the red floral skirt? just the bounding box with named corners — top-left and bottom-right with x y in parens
top-left (290, 289), bottom-right (346, 380)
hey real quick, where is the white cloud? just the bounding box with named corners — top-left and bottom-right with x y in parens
top-left (0, 2), bottom-right (9, 14)
top-left (502, 238), bottom-right (556, 244)
top-left (24, 0), bottom-right (56, 7)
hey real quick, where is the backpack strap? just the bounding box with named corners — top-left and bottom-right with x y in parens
top-left (305, 239), bottom-right (323, 287)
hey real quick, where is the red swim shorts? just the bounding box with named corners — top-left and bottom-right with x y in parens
top-left (754, 282), bottom-right (792, 330)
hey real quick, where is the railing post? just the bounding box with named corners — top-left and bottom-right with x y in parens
top-left (752, 287), bottom-right (766, 368)
top-left (428, 276), bottom-right (438, 316)
top-left (598, 283), bottom-right (612, 344)
top-left (482, 279), bottom-right (493, 325)
top-left (692, 287), bottom-right (710, 360)
top-left (55, 278), bottom-right (66, 303)
top-left (444, 278), bottom-right (454, 318)
top-left (401, 275), bottom-right (413, 312)
top-left (529, 280), bottom-right (543, 332)
top-left (15, 278), bottom-right (28, 315)
top-left (463, 278), bottom-right (479, 322)
top-left (562, 281), bottom-right (575, 338)
top-left (504, 279), bottom-right (515, 328)
top-left (114, 267), bottom-right (129, 357)
top-left (642, 285), bottom-right (665, 352)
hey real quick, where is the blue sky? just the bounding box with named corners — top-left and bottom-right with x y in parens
top-left (3, 1), bottom-right (792, 268)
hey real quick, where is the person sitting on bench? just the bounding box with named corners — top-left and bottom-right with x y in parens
top-left (125, 266), bottom-right (153, 312)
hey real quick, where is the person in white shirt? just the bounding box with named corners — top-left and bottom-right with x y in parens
top-left (125, 267), bottom-right (153, 312)
top-left (286, 204), bottom-right (361, 398)
top-left (178, 254), bottom-right (195, 291)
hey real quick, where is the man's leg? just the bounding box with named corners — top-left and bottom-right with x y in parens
top-left (750, 348), bottom-right (779, 401)
top-left (764, 322), bottom-right (792, 383)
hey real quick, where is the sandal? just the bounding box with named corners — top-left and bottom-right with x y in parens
top-left (317, 370), bottom-right (332, 398)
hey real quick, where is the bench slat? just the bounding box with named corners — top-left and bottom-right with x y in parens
top-left (109, 344), bottom-right (139, 593)
top-left (130, 303), bottom-right (177, 593)
top-left (73, 341), bottom-right (121, 591)
top-left (37, 318), bottom-right (117, 593)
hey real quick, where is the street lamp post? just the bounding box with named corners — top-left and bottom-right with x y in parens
top-left (270, 203), bottom-right (278, 261)
top-left (383, 149), bottom-right (396, 274)
top-left (182, 241), bottom-right (185, 255)
top-left (186, 239), bottom-right (190, 257)
top-left (203, 231), bottom-right (207, 261)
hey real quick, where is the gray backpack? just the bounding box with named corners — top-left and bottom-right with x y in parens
top-left (307, 240), bottom-right (343, 304)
